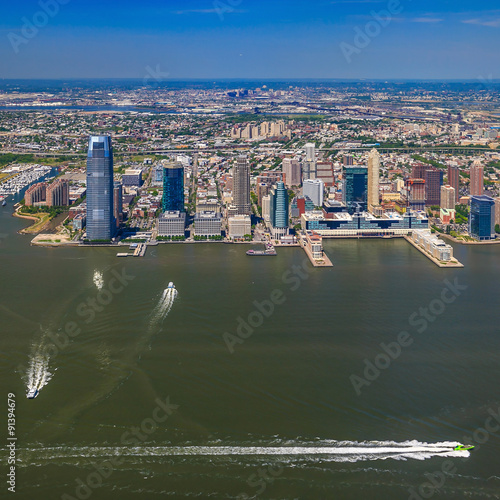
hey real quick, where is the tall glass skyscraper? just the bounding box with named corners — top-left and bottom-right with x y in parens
top-left (162, 163), bottom-right (184, 212)
top-left (469, 195), bottom-right (495, 241)
top-left (344, 166), bottom-right (368, 213)
top-left (86, 136), bottom-right (115, 241)
top-left (270, 181), bottom-right (289, 238)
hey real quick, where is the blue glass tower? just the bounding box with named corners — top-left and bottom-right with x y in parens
top-left (162, 163), bottom-right (184, 212)
top-left (270, 181), bottom-right (289, 229)
top-left (469, 195), bottom-right (495, 241)
top-left (86, 136), bottom-right (115, 241)
top-left (344, 166), bottom-right (368, 213)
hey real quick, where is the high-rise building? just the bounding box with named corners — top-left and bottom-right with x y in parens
top-left (406, 179), bottom-right (426, 211)
top-left (424, 168), bottom-right (443, 207)
top-left (367, 149), bottom-right (380, 212)
top-left (233, 155), bottom-right (251, 215)
top-left (469, 195), bottom-right (495, 241)
top-left (282, 158), bottom-right (301, 187)
top-left (269, 181), bottom-right (289, 238)
top-left (113, 181), bottom-right (123, 228)
top-left (162, 162), bottom-right (184, 212)
top-left (86, 136), bottom-right (115, 241)
top-left (447, 165), bottom-right (460, 202)
top-left (344, 166), bottom-right (368, 213)
top-left (24, 182), bottom-right (47, 206)
top-left (46, 179), bottom-right (69, 207)
top-left (470, 160), bottom-right (484, 196)
top-left (440, 185), bottom-right (456, 210)
top-left (303, 179), bottom-right (324, 207)
top-left (152, 164), bottom-right (164, 186)
top-left (303, 143), bottom-right (316, 181)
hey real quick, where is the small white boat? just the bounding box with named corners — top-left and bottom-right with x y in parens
top-left (167, 282), bottom-right (175, 289)
top-left (27, 388), bottom-right (39, 399)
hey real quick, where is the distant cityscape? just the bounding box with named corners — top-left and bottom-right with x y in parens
top-left (1, 81), bottom-right (499, 266)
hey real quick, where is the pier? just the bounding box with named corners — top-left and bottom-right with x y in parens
top-left (116, 243), bottom-right (148, 258)
top-left (299, 232), bottom-right (333, 268)
top-left (404, 235), bottom-right (464, 268)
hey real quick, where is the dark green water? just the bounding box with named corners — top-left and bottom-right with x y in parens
top-left (1, 203), bottom-right (500, 500)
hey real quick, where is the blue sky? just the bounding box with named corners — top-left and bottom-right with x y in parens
top-left (0, 0), bottom-right (499, 79)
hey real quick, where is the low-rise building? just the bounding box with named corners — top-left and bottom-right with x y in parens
top-left (412, 229), bottom-right (454, 261)
top-left (228, 214), bottom-right (251, 238)
top-left (158, 211), bottom-right (186, 236)
top-left (194, 211), bottom-right (222, 236)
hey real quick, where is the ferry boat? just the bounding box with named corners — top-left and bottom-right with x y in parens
top-left (246, 249), bottom-right (277, 256)
top-left (27, 388), bottom-right (39, 399)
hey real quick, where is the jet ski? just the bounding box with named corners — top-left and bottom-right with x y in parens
top-left (454, 444), bottom-right (474, 451)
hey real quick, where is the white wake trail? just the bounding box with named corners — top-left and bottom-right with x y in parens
top-left (15, 441), bottom-right (472, 464)
top-left (26, 340), bottom-right (53, 396)
top-left (150, 286), bottom-right (178, 328)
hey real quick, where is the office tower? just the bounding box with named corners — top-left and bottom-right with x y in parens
top-left (469, 195), bottom-right (495, 241)
top-left (46, 179), bottom-right (69, 207)
top-left (282, 158), bottom-right (301, 187)
top-left (233, 155), bottom-right (251, 215)
top-left (470, 160), bottom-right (484, 196)
top-left (303, 143), bottom-right (316, 181)
top-left (447, 165), bottom-right (460, 202)
top-left (113, 181), bottom-right (123, 228)
top-left (162, 162), bottom-right (185, 212)
top-left (269, 181), bottom-right (289, 238)
top-left (424, 169), bottom-right (443, 207)
top-left (367, 149), bottom-right (380, 212)
top-left (406, 179), bottom-right (426, 211)
top-left (303, 179), bottom-right (324, 207)
top-left (344, 166), bottom-right (368, 212)
top-left (440, 185), bottom-right (456, 210)
top-left (86, 136), bottom-right (115, 241)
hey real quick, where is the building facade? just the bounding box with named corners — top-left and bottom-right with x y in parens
top-left (343, 166), bottom-right (368, 213)
top-left (440, 185), bottom-right (456, 210)
top-left (162, 163), bottom-right (185, 212)
top-left (269, 181), bottom-right (289, 238)
top-left (282, 158), bottom-right (301, 187)
top-left (86, 136), bottom-right (115, 241)
top-left (469, 195), bottom-right (495, 241)
top-left (367, 148), bottom-right (380, 212)
top-left (470, 161), bottom-right (484, 196)
top-left (194, 211), bottom-right (222, 236)
top-left (46, 179), bottom-right (69, 207)
top-left (303, 179), bottom-right (324, 207)
top-left (447, 165), bottom-right (460, 202)
top-left (158, 211), bottom-right (186, 236)
top-left (233, 155), bottom-right (251, 215)
top-left (228, 215), bottom-right (251, 238)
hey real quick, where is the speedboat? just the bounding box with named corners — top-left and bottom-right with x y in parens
top-left (27, 388), bottom-right (39, 399)
top-left (167, 282), bottom-right (175, 289)
top-left (454, 444), bottom-right (474, 451)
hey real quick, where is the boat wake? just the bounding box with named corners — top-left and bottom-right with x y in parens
top-left (25, 338), bottom-right (53, 398)
top-left (13, 440), bottom-right (471, 466)
top-left (150, 285), bottom-right (178, 329)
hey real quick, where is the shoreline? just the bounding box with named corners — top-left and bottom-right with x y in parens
top-left (439, 233), bottom-right (500, 245)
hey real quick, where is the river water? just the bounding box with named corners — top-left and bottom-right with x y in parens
top-left (1, 204), bottom-right (500, 499)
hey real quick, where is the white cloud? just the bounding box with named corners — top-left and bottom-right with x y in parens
top-left (462, 18), bottom-right (500, 28)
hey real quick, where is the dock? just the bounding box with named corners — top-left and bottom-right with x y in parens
top-left (116, 243), bottom-right (148, 258)
top-left (404, 236), bottom-right (464, 268)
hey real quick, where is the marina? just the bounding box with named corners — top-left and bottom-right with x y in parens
top-left (0, 165), bottom-right (53, 197)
